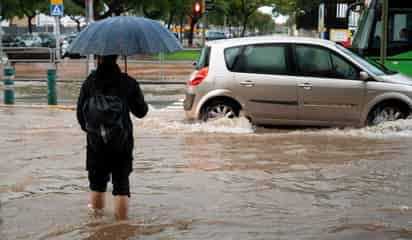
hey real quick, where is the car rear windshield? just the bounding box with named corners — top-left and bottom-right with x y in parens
top-left (196, 46), bottom-right (210, 70)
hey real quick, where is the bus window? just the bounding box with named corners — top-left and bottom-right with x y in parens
top-left (371, 20), bottom-right (382, 49)
top-left (351, 0), bottom-right (412, 76)
top-left (369, 11), bottom-right (412, 55)
top-left (391, 14), bottom-right (408, 41)
top-left (388, 12), bottom-right (412, 55)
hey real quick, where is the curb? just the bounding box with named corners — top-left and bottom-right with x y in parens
top-left (0, 104), bottom-right (76, 111)
top-left (12, 79), bottom-right (187, 85)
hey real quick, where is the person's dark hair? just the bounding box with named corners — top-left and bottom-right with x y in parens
top-left (94, 55), bottom-right (122, 90)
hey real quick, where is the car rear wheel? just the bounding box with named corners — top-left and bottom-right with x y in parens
top-left (367, 103), bottom-right (408, 126)
top-left (202, 100), bottom-right (239, 121)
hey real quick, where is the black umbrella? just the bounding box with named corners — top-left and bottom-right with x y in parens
top-left (68, 16), bottom-right (182, 57)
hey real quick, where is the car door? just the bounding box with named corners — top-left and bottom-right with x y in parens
top-left (228, 43), bottom-right (298, 122)
top-left (293, 44), bottom-right (365, 124)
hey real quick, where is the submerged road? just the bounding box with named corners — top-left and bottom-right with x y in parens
top-left (0, 101), bottom-right (412, 239)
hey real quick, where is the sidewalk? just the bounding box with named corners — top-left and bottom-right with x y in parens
top-left (12, 59), bottom-right (194, 82)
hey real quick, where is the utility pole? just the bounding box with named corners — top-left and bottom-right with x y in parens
top-left (202, 0), bottom-right (206, 46)
top-left (0, 12), bottom-right (3, 86)
top-left (86, 0), bottom-right (95, 74)
top-left (380, 0), bottom-right (388, 66)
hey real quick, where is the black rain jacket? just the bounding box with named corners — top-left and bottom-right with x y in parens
top-left (76, 63), bottom-right (148, 172)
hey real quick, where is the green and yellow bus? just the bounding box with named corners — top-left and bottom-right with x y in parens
top-left (351, 0), bottom-right (412, 76)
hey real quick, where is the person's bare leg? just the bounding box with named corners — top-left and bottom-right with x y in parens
top-left (114, 196), bottom-right (129, 220)
top-left (90, 192), bottom-right (105, 210)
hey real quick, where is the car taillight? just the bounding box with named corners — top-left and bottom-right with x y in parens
top-left (189, 67), bottom-right (208, 86)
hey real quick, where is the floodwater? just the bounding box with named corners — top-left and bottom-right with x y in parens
top-left (1, 83), bottom-right (412, 240)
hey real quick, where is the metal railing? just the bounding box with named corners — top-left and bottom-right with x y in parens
top-left (3, 47), bottom-right (56, 64)
top-left (3, 47), bottom-right (196, 83)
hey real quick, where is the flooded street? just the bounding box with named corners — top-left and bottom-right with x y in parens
top-left (1, 84), bottom-right (412, 239)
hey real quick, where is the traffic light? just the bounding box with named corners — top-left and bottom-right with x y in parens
top-left (192, 1), bottom-right (203, 18)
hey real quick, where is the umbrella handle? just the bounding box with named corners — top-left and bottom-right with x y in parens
top-left (124, 56), bottom-right (128, 74)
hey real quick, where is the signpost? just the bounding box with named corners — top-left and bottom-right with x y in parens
top-left (50, 0), bottom-right (63, 60)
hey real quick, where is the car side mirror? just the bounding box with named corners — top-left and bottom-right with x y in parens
top-left (360, 71), bottom-right (370, 81)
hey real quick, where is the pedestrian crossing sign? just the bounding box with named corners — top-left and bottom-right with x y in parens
top-left (50, 4), bottom-right (64, 17)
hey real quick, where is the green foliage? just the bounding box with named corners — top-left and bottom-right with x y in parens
top-left (1, 0), bottom-right (280, 36)
top-left (249, 11), bottom-right (276, 34)
top-left (272, 0), bottom-right (321, 17)
top-left (272, 0), bottom-right (320, 28)
top-left (140, 0), bottom-right (169, 19)
top-left (1, 0), bottom-right (18, 20)
top-left (65, 0), bottom-right (85, 17)
top-left (1, 0), bottom-right (48, 20)
top-left (1, 0), bottom-right (48, 33)
top-left (228, 0), bottom-right (276, 36)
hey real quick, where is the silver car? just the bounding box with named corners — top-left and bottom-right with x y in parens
top-left (184, 36), bottom-right (412, 127)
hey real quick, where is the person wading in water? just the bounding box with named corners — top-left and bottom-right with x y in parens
top-left (77, 55), bottom-right (148, 220)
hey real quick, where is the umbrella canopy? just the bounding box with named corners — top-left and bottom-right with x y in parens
top-left (68, 16), bottom-right (183, 56)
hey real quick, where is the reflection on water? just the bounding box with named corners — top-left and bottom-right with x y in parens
top-left (0, 108), bottom-right (412, 240)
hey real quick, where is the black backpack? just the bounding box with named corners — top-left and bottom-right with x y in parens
top-left (82, 88), bottom-right (129, 150)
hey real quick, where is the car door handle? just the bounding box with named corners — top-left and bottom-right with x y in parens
top-left (240, 81), bottom-right (255, 87)
top-left (298, 83), bottom-right (313, 90)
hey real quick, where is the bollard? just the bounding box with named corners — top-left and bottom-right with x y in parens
top-left (47, 68), bottom-right (57, 105)
top-left (3, 67), bottom-right (15, 105)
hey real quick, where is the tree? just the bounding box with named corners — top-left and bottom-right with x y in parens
top-left (139, 0), bottom-right (169, 19)
top-left (206, 0), bottom-right (230, 26)
top-left (164, 0), bottom-right (191, 30)
top-left (249, 11), bottom-right (276, 35)
top-left (65, 0), bottom-right (85, 32)
top-left (16, 0), bottom-right (48, 34)
top-left (230, 0), bottom-right (274, 37)
top-left (0, 0), bottom-right (20, 21)
top-left (272, 0), bottom-right (321, 32)
top-left (173, 0), bottom-right (192, 43)
top-left (0, 0), bottom-right (48, 33)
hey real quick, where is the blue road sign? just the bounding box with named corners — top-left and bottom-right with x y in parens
top-left (50, 4), bottom-right (64, 17)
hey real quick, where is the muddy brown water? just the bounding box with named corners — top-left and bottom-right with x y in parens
top-left (1, 104), bottom-right (412, 240)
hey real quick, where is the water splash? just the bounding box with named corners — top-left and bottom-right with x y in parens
top-left (136, 116), bottom-right (255, 134)
top-left (284, 119), bottom-right (412, 139)
top-left (136, 106), bottom-right (412, 137)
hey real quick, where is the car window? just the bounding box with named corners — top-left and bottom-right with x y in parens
top-left (330, 53), bottom-right (360, 80)
top-left (225, 44), bottom-right (288, 75)
top-left (295, 45), bottom-right (332, 77)
top-left (196, 46), bottom-right (210, 70)
top-left (224, 47), bottom-right (242, 70)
